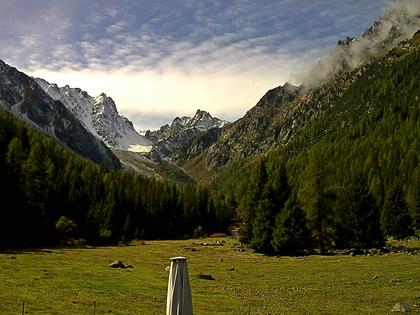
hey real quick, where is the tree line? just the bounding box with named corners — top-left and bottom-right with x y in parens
top-left (0, 109), bottom-right (228, 248)
top-left (213, 42), bottom-right (419, 254)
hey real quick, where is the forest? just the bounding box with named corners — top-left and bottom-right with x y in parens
top-left (0, 109), bottom-right (230, 247)
top-left (0, 37), bottom-right (418, 253)
top-left (212, 39), bottom-right (419, 254)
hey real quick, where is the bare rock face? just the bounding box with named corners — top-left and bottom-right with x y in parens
top-left (146, 109), bottom-right (229, 163)
top-left (0, 61), bottom-right (120, 169)
top-left (200, 2), bottom-right (420, 172)
top-left (35, 78), bottom-right (152, 153)
top-left (206, 82), bottom-right (301, 170)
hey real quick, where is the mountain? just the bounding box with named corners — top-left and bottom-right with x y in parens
top-left (0, 1), bottom-right (418, 252)
top-left (0, 60), bottom-right (120, 169)
top-left (211, 27), bottom-right (420, 254)
top-left (35, 78), bottom-right (152, 153)
top-left (305, 2), bottom-right (420, 87)
top-left (0, 106), bottom-right (221, 247)
top-left (190, 2), bottom-right (420, 174)
top-left (145, 109), bottom-right (229, 162)
top-left (33, 78), bottom-right (201, 182)
top-left (206, 82), bottom-right (301, 170)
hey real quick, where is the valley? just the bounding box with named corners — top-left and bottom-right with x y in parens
top-left (0, 1), bottom-right (419, 313)
top-left (1, 237), bottom-right (418, 314)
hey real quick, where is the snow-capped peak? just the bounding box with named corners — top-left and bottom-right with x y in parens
top-left (34, 78), bottom-right (152, 153)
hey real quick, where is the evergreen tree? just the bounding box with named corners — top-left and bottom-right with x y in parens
top-left (336, 177), bottom-right (383, 249)
top-left (271, 197), bottom-right (311, 255)
top-left (381, 183), bottom-right (414, 239)
top-left (250, 188), bottom-right (275, 253)
top-left (298, 146), bottom-right (336, 253)
top-left (239, 160), bottom-right (267, 244)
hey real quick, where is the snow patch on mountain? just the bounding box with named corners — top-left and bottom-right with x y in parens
top-left (35, 78), bottom-right (152, 153)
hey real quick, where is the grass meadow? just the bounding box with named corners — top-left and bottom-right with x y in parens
top-left (0, 238), bottom-right (419, 314)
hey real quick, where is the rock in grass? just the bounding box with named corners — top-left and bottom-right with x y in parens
top-left (389, 278), bottom-right (400, 285)
top-left (391, 303), bottom-right (406, 312)
top-left (197, 274), bottom-right (215, 280)
top-left (108, 260), bottom-right (127, 268)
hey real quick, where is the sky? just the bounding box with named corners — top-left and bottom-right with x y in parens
top-left (0, 0), bottom-right (391, 130)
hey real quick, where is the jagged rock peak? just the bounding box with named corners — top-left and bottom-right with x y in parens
top-left (34, 78), bottom-right (152, 153)
top-left (187, 109), bottom-right (228, 129)
top-left (0, 60), bottom-right (120, 169)
top-left (255, 82), bottom-right (300, 108)
top-left (145, 109), bottom-right (229, 162)
top-left (94, 93), bottom-right (118, 115)
top-left (337, 37), bottom-right (357, 47)
top-left (304, 0), bottom-right (420, 88)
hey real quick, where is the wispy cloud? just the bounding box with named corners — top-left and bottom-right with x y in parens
top-left (0, 0), bottom-right (390, 129)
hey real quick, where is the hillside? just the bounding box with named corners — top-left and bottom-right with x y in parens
top-left (212, 30), bottom-right (420, 254)
top-left (0, 61), bottom-right (120, 169)
top-left (35, 78), bottom-right (152, 153)
top-left (183, 4), bottom-right (419, 176)
top-left (0, 108), bottom-right (226, 247)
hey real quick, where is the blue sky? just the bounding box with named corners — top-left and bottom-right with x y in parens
top-left (0, 0), bottom-right (390, 130)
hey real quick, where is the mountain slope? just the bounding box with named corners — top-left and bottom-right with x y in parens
top-left (305, 1), bottom-right (420, 87)
top-left (146, 109), bottom-right (229, 163)
top-left (201, 2), bottom-right (420, 173)
top-left (35, 78), bottom-right (152, 153)
top-left (0, 60), bottom-right (120, 169)
top-left (206, 83), bottom-right (301, 170)
top-left (0, 106), bottom-right (221, 247)
top-left (211, 28), bottom-right (420, 254)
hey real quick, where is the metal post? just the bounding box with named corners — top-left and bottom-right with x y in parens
top-left (22, 301), bottom-right (24, 315)
top-left (166, 256), bottom-right (193, 315)
top-left (93, 301), bottom-right (96, 315)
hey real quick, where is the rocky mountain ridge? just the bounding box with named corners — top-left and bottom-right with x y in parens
top-left (196, 2), bottom-right (420, 173)
top-left (305, 2), bottom-right (420, 87)
top-left (35, 78), bottom-right (152, 153)
top-left (145, 109), bottom-right (229, 162)
top-left (0, 60), bottom-right (120, 169)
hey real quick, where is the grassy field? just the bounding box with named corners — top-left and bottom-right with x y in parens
top-left (0, 238), bottom-right (419, 314)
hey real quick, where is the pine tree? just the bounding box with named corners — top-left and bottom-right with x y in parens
top-left (381, 184), bottom-right (414, 239)
top-left (271, 197), bottom-right (311, 255)
top-left (298, 146), bottom-right (337, 253)
top-left (336, 177), bottom-right (383, 249)
top-left (250, 189), bottom-right (275, 253)
top-left (239, 160), bottom-right (268, 244)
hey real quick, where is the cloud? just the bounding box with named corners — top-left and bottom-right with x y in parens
top-left (0, 0), bottom-right (391, 129)
top-left (29, 57), bottom-right (303, 131)
top-left (304, 0), bottom-right (420, 87)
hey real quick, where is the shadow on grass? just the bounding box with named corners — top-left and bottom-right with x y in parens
top-left (0, 248), bottom-right (55, 255)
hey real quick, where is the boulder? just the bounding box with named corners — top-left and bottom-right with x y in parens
top-left (391, 303), bottom-right (406, 312)
top-left (108, 260), bottom-right (127, 268)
